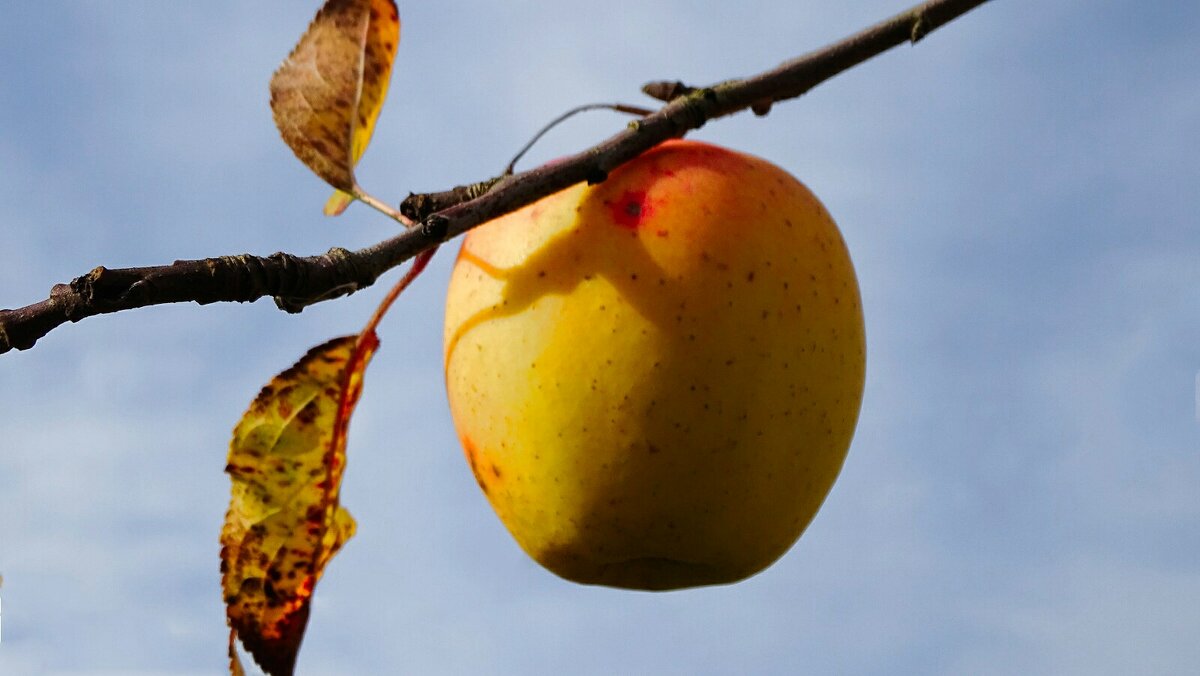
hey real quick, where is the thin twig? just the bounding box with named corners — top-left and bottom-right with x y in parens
top-left (504, 103), bottom-right (655, 175)
top-left (0, 0), bottom-right (993, 355)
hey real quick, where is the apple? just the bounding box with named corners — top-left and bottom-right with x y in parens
top-left (443, 139), bottom-right (865, 590)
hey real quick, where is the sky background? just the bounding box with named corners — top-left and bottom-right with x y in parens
top-left (2, 1), bottom-right (1199, 674)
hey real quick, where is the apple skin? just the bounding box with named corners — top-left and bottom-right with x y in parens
top-left (443, 139), bottom-right (865, 590)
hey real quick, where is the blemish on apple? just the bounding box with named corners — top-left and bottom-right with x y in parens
top-left (607, 189), bottom-right (652, 229)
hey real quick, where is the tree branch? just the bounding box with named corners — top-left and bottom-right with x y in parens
top-left (0, 0), bottom-right (992, 355)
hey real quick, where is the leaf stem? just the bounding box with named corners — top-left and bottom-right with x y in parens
top-left (354, 187), bottom-right (416, 228)
top-left (358, 247), bottom-right (437, 346)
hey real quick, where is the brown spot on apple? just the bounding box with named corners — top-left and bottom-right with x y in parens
top-left (607, 189), bottom-right (652, 229)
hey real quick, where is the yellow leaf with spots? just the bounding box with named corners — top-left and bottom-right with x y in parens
top-left (221, 332), bottom-right (378, 676)
top-left (270, 0), bottom-right (400, 212)
top-left (325, 0), bottom-right (400, 216)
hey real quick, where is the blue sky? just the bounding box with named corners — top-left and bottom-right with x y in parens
top-left (2, 1), bottom-right (1198, 674)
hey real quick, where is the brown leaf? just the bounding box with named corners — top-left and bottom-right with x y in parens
top-left (325, 0), bottom-right (401, 216)
top-left (221, 332), bottom-right (378, 676)
top-left (270, 0), bottom-right (400, 199)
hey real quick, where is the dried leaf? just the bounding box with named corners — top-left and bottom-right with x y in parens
top-left (270, 0), bottom-right (400, 205)
top-left (325, 0), bottom-right (400, 216)
top-left (221, 332), bottom-right (378, 676)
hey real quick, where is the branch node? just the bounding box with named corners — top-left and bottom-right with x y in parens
top-left (69, 270), bottom-right (108, 316)
top-left (324, 246), bottom-right (364, 286)
top-left (262, 252), bottom-right (304, 311)
top-left (667, 89), bottom-right (715, 132)
top-left (642, 80), bottom-right (695, 102)
top-left (208, 254), bottom-right (261, 305)
top-left (324, 246), bottom-right (355, 269)
top-left (270, 247), bottom-right (365, 313)
top-left (399, 177), bottom-right (505, 223)
top-left (399, 192), bottom-right (432, 222)
top-left (910, 12), bottom-right (929, 43)
top-left (422, 215), bottom-right (450, 241)
top-left (585, 167), bottom-right (609, 185)
top-left (274, 296), bottom-right (307, 313)
top-left (120, 279), bottom-right (152, 305)
top-left (49, 282), bottom-right (75, 301)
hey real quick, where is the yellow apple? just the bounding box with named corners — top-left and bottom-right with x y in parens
top-left (443, 139), bottom-right (865, 590)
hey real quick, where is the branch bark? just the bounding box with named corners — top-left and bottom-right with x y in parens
top-left (0, 0), bottom-right (992, 355)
